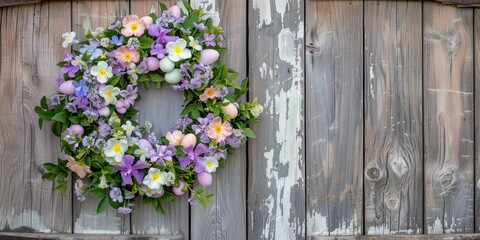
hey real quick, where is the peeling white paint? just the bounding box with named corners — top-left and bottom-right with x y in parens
top-left (191, 0), bottom-right (220, 26)
top-left (307, 211), bottom-right (360, 235)
top-left (252, 0), bottom-right (272, 28)
top-left (131, 225), bottom-right (173, 235)
top-left (74, 212), bottom-right (123, 234)
top-left (10, 209), bottom-right (50, 233)
top-left (369, 52), bottom-right (375, 100)
top-left (427, 88), bottom-right (473, 95)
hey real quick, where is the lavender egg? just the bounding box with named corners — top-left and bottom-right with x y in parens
top-left (59, 80), bottom-right (76, 95)
top-left (168, 5), bottom-right (182, 18)
top-left (199, 49), bottom-right (220, 65)
top-left (137, 139), bottom-right (153, 151)
top-left (172, 180), bottom-right (186, 196)
top-left (196, 171), bottom-right (213, 187)
top-left (165, 69), bottom-right (182, 84)
top-left (97, 106), bottom-right (110, 117)
top-left (145, 57), bottom-right (160, 72)
top-left (69, 124), bottom-right (84, 137)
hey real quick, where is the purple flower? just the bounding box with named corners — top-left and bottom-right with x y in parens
top-left (108, 21), bottom-right (121, 30)
top-left (120, 85), bottom-right (138, 106)
top-left (98, 120), bottom-right (111, 138)
top-left (75, 97), bottom-right (89, 109)
top-left (61, 64), bottom-right (80, 78)
top-left (192, 114), bottom-right (213, 143)
top-left (54, 74), bottom-right (64, 87)
top-left (178, 143), bottom-right (208, 173)
top-left (203, 33), bottom-right (216, 47)
top-left (75, 189), bottom-right (85, 202)
top-left (65, 102), bottom-right (77, 113)
top-left (150, 43), bottom-right (167, 59)
top-left (110, 35), bottom-right (124, 46)
top-left (82, 135), bottom-right (95, 148)
top-left (79, 43), bottom-right (103, 60)
top-left (150, 145), bottom-right (173, 166)
top-left (193, 22), bottom-right (206, 31)
top-left (188, 196), bottom-right (198, 206)
top-left (173, 116), bottom-right (193, 131)
top-left (114, 154), bottom-right (148, 185)
top-left (148, 24), bottom-right (178, 44)
top-left (118, 207), bottom-right (132, 214)
top-left (72, 80), bottom-right (89, 97)
top-left (83, 107), bottom-right (99, 119)
top-left (109, 187), bottom-right (123, 203)
top-left (47, 95), bottom-right (61, 108)
top-left (64, 52), bottom-right (73, 61)
top-left (156, 10), bottom-right (183, 26)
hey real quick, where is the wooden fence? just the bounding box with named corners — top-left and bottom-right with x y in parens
top-left (1, 0), bottom-right (480, 239)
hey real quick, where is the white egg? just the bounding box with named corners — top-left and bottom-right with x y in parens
top-left (159, 57), bottom-right (175, 73)
top-left (180, 133), bottom-right (197, 148)
top-left (165, 69), bottom-right (182, 84)
top-left (199, 49), bottom-right (220, 65)
top-left (222, 103), bottom-right (238, 119)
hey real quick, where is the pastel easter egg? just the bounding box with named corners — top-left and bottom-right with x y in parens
top-left (137, 139), bottom-right (153, 151)
top-left (97, 106), bottom-right (111, 117)
top-left (145, 57), bottom-right (160, 72)
top-left (181, 133), bottom-right (197, 148)
top-left (69, 124), bottom-right (84, 136)
top-left (222, 103), bottom-right (238, 119)
top-left (140, 16), bottom-right (153, 26)
top-left (59, 80), bottom-right (76, 95)
top-left (115, 100), bottom-right (125, 109)
top-left (199, 49), bottom-right (220, 65)
top-left (116, 107), bottom-right (127, 114)
top-left (168, 5), bottom-right (182, 18)
top-left (196, 171), bottom-right (213, 187)
top-left (159, 57), bottom-right (175, 73)
top-left (165, 69), bottom-right (182, 84)
top-left (172, 180), bottom-right (186, 196)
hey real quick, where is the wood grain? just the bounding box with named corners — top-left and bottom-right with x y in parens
top-left (189, 0), bottom-right (247, 239)
top-left (305, 0), bottom-right (363, 236)
top-left (424, 1), bottom-right (474, 234)
top-left (248, 0), bottom-right (305, 239)
top-left (129, 1), bottom-right (189, 238)
top-left (474, 7), bottom-right (480, 234)
top-left (71, 0), bottom-right (130, 234)
top-left (0, 1), bottom-right (72, 233)
top-left (364, 1), bottom-right (423, 235)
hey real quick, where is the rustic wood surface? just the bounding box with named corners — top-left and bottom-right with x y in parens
top-left (71, 0), bottom-right (131, 234)
top-left (475, 7), bottom-right (480, 233)
top-left (0, 233), bottom-right (182, 240)
top-left (189, 0), bottom-right (247, 239)
top-left (305, 0), bottom-right (363, 236)
top-left (364, 1), bottom-right (423, 235)
top-left (424, 1), bottom-right (475, 234)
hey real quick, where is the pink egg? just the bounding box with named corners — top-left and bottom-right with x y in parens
top-left (69, 124), bottom-right (84, 136)
top-left (168, 5), bottom-right (181, 18)
top-left (97, 106), bottom-right (111, 117)
top-left (172, 180), bottom-right (186, 196)
top-left (222, 103), bottom-right (238, 119)
top-left (180, 133), bottom-right (197, 148)
top-left (137, 139), bottom-right (153, 151)
top-left (145, 57), bottom-right (160, 72)
top-left (59, 80), bottom-right (76, 95)
top-left (199, 49), bottom-right (220, 65)
top-left (196, 171), bottom-right (212, 187)
top-left (140, 16), bottom-right (153, 26)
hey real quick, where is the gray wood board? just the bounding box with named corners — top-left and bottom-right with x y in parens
top-left (305, 0), bottom-right (363, 236)
top-left (364, 0), bottom-right (423, 235)
top-left (474, 7), bottom-right (480, 234)
top-left (0, 1), bottom-right (73, 233)
top-left (423, 1), bottom-right (475, 234)
top-left (247, 0), bottom-right (306, 239)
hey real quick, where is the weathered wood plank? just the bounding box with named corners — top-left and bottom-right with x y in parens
top-left (0, 2), bottom-right (72, 233)
top-left (364, 1), bottom-right (423, 235)
top-left (0, 0), bottom-right (40, 7)
top-left (129, 1), bottom-right (189, 238)
top-left (474, 7), bottom-right (480, 234)
top-left (189, 0), bottom-right (247, 239)
top-left (310, 233), bottom-right (480, 240)
top-left (71, 0), bottom-right (130, 234)
top-left (305, 0), bottom-right (363, 236)
top-left (0, 233), bottom-right (182, 240)
top-left (424, 1), bottom-right (475, 234)
top-left (247, 0), bottom-right (305, 239)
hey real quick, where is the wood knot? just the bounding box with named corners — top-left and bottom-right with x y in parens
top-left (386, 198), bottom-right (399, 210)
top-left (366, 166), bottom-right (382, 182)
top-left (441, 173), bottom-right (454, 188)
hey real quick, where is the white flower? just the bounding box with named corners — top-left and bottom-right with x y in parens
top-left (143, 168), bottom-right (175, 189)
top-left (188, 36), bottom-right (202, 51)
top-left (98, 175), bottom-right (108, 189)
top-left (91, 61), bottom-right (113, 83)
top-left (92, 27), bottom-right (105, 37)
top-left (71, 56), bottom-right (86, 68)
top-left (166, 39), bottom-right (192, 62)
top-left (121, 121), bottom-right (136, 137)
top-left (74, 179), bottom-right (84, 193)
top-left (140, 184), bottom-right (164, 198)
top-left (62, 32), bottom-right (79, 48)
top-left (104, 138), bottom-right (128, 164)
top-left (251, 105), bottom-right (263, 118)
top-left (100, 37), bottom-right (110, 48)
top-left (99, 85), bottom-right (121, 105)
top-left (205, 156), bottom-right (219, 173)
top-left (127, 63), bottom-right (139, 81)
top-left (134, 145), bottom-right (151, 161)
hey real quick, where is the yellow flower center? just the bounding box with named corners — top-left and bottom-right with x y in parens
top-left (130, 23), bottom-right (139, 31)
top-left (113, 144), bottom-right (121, 154)
top-left (207, 88), bottom-right (215, 97)
top-left (98, 69), bottom-right (107, 77)
top-left (191, 42), bottom-right (196, 47)
top-left (106, 91), bottom-right (113, 98)
top-left (127, 126), bottom-right (132, 131)
top-left (206, 162), bottom-right (213, 167)
top-left (214, 125), bottom-right (222, 134)
top-left (76, 60), bottom-right (82, 65)
top-left (123, 53), bottom-right (132, 61)
top-left (175, 137), bottom-right (181, 143)
top-left (173, 47), bottom-right (182, 54)
top-left (152, 174), bottom-right (160, 181)
top-left (131, 69), bottom-right (137, 74)
top-left (76, 162), bottom-right (84, 167)
top-left (66, 36), bottom-right (72, 42)
top-left (140, 150), bottom-right (145, 155)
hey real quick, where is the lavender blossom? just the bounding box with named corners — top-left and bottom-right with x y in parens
top-left (109, 186), bottom-right (123, 203)
top-left (178, 144), bottom-right (208, 173)
top-left (118, 207), bottom-right (132, 214)
top-left (172, 116), bottom-right (193, 131)
top-left (150, 145), bottom-right (173, 166)
top-left (98, 120), bottom-right (111, 138)
top-left (203, 33), bottom-right (216, 47)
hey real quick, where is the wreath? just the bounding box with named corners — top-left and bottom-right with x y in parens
top-left (35, 2), bottom-right (262, 214)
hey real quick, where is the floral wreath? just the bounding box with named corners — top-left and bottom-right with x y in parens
top-left (35, 2), bottom-right (262, 214)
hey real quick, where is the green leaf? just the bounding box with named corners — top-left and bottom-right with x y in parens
top-left (43, 163), bottom-right (57, 172)
top-left (52, 111), bottom-right (68, 123)
top-left (89, 187), bottom-right (108, 198)
top-left (52, 121), bottom-right (63, 136)
top-left (96, 196), bottom-right (109, 213)
top-left (226, 72), bottom-right (239, 86)
top-left (153, 199), bottom-right (165, 214)
top-left (159, 192), bottom-right (176, 203)
top-left (42, 172), bottom-right (56, 181)
top-left (40, 96), bottom-right (48, 109)
top-left (183, 13), bottom-right (196, 29)
top-left (104, 166), bottom-right (115, 174)
top-left (123, 108), bottom-right (139, 118)
top-left (139, 36), bottom-right (154, 49)
top-left (182, 0), bottom-right (194, 13)
top-left (38, 118), bottom-right (44, 129)
top-left (37, 111), bottom-right (55, 120)
top-left (242, 128), bottom-right (256, 138)
top-left (107, 76), bottom-right (122, 86)
top-left (68, 116), bottom-right (81, 124)
top-left (142, 196), bottom-right (154, 204)
top-left (149, 73), bottom-right (164, 83)
top-left (159, 2), bottom-right (168, 11)
top-left (138, 74), bottom-right (149, 83)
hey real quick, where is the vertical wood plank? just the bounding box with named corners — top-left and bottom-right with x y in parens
top-left (305, 0), bottom-right (363, 236)
top-left (189, 0), bottom-right (247, 239)
top-left (129, 1), bottom-right (189, 238)
top-left (71, 0), bottom-right (131, 234)
top-left (364, 1), bottom-right (423, 235)
top-left (424, 2), bottom-right (474, 234)
top-left (248, 0), bottom-right (305, 239)
top-left (0, 2), bottom-right (72, 233)
top-left (475, 7), bottom-right (480, 234)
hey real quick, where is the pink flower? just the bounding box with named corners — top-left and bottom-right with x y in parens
top-left (65, 155), bottom-right (91, 178)
top-left (205, 117), bottom-right (233, 143)
top-left (166, 130), bottom-right (184, 146)
top-left (121, 15), bottom-right (147, 37)
top-left (115, 46), bottom-right (140, 66)
top-left (199, 86), bottom-right (220, 102)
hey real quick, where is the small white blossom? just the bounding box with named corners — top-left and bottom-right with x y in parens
top-left (100, 37), bottom-right (110, 48)
top-left (98, 175), bottom-right (108, 189)
top-left (188, 36), bottom-right (202, 51)
top-left (62, 32), bottom-right (79, 48)
top-left (204, 156), bottom-right (219, 173)
top-left (251, 105), bottom-right (263, 118)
